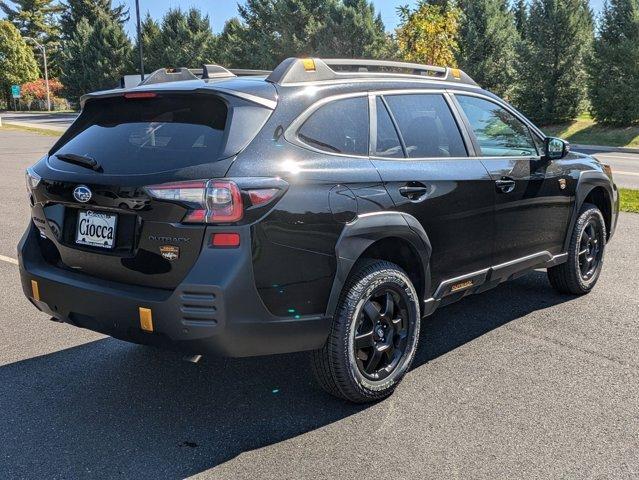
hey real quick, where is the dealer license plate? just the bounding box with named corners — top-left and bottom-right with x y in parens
top-left (75, 210), bottom-right (117, 249)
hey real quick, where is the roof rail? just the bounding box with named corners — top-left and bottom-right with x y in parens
top-left (266, 58), bottom-right (478, 87)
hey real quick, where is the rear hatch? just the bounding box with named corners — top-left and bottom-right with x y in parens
top-left (29, 89), bottom-right (275, 289)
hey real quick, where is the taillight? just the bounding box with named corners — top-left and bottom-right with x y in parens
top-left (145, 180), bottom-right (243, 223)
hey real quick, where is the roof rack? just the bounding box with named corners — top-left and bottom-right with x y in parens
top-left (266, 58), bottom-right (478, 87)
top-left (138, 65), bottom-right (272, 86)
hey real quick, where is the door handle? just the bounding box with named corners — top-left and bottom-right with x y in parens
top-left (399, 183), bottom-right (429, 202)
top-left (495, 178), bottom-right (516, 194)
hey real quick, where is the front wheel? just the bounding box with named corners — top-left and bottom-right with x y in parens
top-left (311, 260), bottom-right (421, 403)
top-left (548, 203), bottom-right (607, 295)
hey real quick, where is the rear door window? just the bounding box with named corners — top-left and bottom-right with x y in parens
top-left (456, 95), bottom-right (538, 157)
top-left (384, 94), bottom-right (467, 158)
top-left (51, 94), bottom-right (231, 174)
top-left (297, 96), bottom-right (369, 156)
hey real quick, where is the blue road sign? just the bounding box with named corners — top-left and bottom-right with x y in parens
top-left (11, 85), bottom-right (20, 98)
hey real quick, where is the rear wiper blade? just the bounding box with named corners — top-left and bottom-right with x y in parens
top-left (55, 153), bottom-right (102, 172)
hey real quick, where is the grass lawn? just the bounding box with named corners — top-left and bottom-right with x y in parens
top-left (542, 114), bottom-right (639, 148)
top-left (0, 124), bottom-right (61, 137)
top-left (620, 188), bottom-right (639, 214)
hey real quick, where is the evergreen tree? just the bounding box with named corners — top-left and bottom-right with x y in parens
top-left (232, 0), bottom-right (331, 69)
top-left (314, 0), bottom-right (388, 58)
top-left (0, 0), bottom-right (62, 41)
top-left (512, 0), bottom-right (529, 38)
top-left (216, 18), bottom-right (247, 68)
top-left (587, 0), bottom-right (639, 125)
top-left (60, 0), bottom-right (128, 40)
top-left (0, 20), bottom-right (39, 106)
top-left (457, 0), bottom-right (519, 98)
top-left (0, 0), bottom-right (63, 75)
top-left (60, 15), bottom-right (132, 102)
top-left (513, 0), bottom-right (594, 124)
top-left (137, 8), bottom-right (217, 72)
top-left (216, 0), bottom-right (389, 69)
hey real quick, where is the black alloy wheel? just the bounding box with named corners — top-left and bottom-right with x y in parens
top-left (353, 288), bottom-right (410, 381)
top-left (578, 218), bottom-right (604, 281)
top-left (548, 203), bottom-right (607, 295)
top-left (311, 259), bottom-right (421, 403)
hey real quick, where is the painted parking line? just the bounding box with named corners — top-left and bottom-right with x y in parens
top-left (0, 254), bottom-right (18, 266)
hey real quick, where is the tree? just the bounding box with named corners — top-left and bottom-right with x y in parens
top-left (314, 0), bottom-right (388, 58)
top-left (59, 15), bottom-right (132, 103)
top-left (587, 0), bottom-right (639, 125)
top-left (512, 0), bottom-right (529, 38)
top-left (217, 18), bottom-right (247, 67)
top-left (137, 8), bottom-right (217, 72)
top-left (0, 0), bottom-right (63, 75)
top-left (227, 0), bottom-right (331, 69)
top-left (0, 20), bottom-right (39, 107)
top-left (216, 0), bottom-right (390, 69)
top-left (60, 0), bottom-right (128, 40)
top-left (457, 0), bottom-right (518, 98)
top-left (0, 0), bottom-right (62, 40)
top-left (513, 0), bottom-right (594, 125)
top-left (395, 0), bottom-right (461, 67)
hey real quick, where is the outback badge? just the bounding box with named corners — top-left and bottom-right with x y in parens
top-left (159, 245), bottom-right (180, 261)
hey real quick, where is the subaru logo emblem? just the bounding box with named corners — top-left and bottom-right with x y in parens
top-left (73, 185), bottom-right (92, 203)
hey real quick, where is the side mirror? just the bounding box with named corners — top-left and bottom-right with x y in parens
top-left (544, 137), bottom-right (569, 161)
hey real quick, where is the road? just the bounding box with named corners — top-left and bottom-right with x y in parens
top-left (579, 148), bottom-right (639, 189)
top-left (0, 129), bottom-right (638, 479)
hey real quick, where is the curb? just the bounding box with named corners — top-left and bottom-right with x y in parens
top-left (572, 144), bottom-right (639, 155)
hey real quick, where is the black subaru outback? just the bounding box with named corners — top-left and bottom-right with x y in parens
top-left (19, 58), bottom-right (619, 403)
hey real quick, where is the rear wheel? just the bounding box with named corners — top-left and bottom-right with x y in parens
top-left (548, 203), bottom-right (607, 295)
top-left (311, 260), bottom-right (420, 403)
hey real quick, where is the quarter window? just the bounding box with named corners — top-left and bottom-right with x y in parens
top-left (384, 94), bottom-right (467, 158)
top-left (456, 95), bottom-right (538, 157)
top-left (297, 96), bottom-right (369, 156)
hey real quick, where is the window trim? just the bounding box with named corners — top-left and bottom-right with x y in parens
top-left (285, 88), bottom-right (547, 161)
top-left (285, 92), bottom-right (371, 158)
top-left (450, 92), bottom-right (544, 160)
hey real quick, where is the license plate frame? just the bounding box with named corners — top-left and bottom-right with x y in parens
top-left (75, 210), bottom-right (118, 249)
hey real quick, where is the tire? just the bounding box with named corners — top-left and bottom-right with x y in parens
top-left (311, 259), bottom-right (421, 403)
top-left (548, 203), bottom-right (607, 295)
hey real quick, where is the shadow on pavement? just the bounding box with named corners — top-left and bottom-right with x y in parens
top-left (0, 271), bottom-right (575, 478)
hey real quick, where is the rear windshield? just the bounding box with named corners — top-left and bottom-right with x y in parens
top-left (51, 94), bottom-right (229, 174)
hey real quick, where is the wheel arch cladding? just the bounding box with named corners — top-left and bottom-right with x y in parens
top-left (325, 212), bottom-right (432, 318)
top-left (583, 186), bottom-right (612, 239)
top-left (566, 171), bottom-right (616, 252)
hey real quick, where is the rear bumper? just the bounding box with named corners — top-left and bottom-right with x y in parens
top-left (18, 224), bottom-right (330, 357)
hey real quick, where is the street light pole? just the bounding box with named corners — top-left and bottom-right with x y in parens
top-left (25, 37), bottom-right (51, 112)
top-left (135, 0), bottom-right (145, 82)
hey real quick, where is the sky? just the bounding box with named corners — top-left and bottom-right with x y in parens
top-left (121, 0), bottom-right (606, 35)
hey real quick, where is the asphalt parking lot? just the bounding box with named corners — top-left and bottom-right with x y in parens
top-left (0, 128), bottom-right (638, 479)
